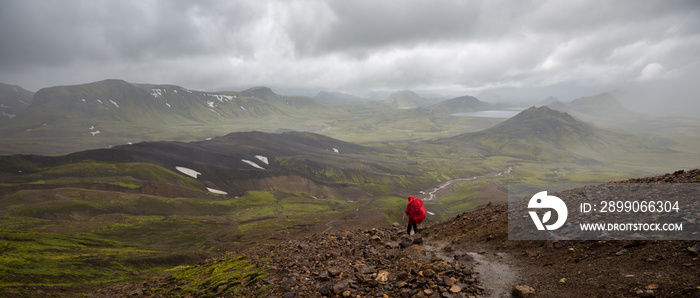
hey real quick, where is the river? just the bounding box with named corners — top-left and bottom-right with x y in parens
top-left (420, 166), bottom-right (513, 201)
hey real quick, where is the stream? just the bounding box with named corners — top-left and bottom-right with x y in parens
top-left (421, 166), bottom-right (513, 201)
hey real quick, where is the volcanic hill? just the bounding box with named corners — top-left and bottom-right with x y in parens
top-left (437, 106), bottom-right (666, 161)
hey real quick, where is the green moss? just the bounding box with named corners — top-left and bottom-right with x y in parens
top-left (166, 256), bottom-right (267, 297)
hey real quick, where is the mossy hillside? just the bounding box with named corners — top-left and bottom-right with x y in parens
top-left (0, 161), bottom-right (205, 193)
top-left (0, 224), bottom-right (188, 290)
top-left (0, 187), bottom-right (368, 294)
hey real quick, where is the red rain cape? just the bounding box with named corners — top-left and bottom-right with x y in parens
top-left (405, 196), bottom-right (427, 224)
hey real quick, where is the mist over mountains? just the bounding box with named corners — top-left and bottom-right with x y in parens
top-left (1, 78), bottom-right (700, 296)
top-left (0, 78), bottom-right (693, 156)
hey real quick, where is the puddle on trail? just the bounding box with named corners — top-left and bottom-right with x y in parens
top-left (424, 240), bottom-right (520, 297)
top-left (467, 251), bottom-right (519, 297)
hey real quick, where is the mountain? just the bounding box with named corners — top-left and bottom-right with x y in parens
top-left (540, 96), bottom-right (559, 106)
top-left (0, 79), bottom-right (332, 154)
top-left (21, 80), bottom-right (320, 124)
top-left (0, 82), bottom-right (34, 123)
top-left (314, 91), bottom-right (367, 103)
top-left (426, 95), bottom-right (490, 114)
top-left (438, 106), bottom-right (666, 161)
top-left (546, 93), bottom-right (646, 128)
top-left (383, 90), bottom-right (428, 109)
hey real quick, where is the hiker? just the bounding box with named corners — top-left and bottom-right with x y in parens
top-left (405, 196), bottom-right (427, 235)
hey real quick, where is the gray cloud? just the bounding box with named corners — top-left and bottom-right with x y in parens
top-left (0, 0), bottom-right (698, 112)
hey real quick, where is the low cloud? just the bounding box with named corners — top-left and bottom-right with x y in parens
top-left (0, 0), bottom-right (698, 111)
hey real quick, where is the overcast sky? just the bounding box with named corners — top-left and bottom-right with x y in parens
top-left (0, 0), bottom-right (698, 111)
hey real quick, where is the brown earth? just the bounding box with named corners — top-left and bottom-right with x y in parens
top-left (98, 170), bottom-right (700, 297)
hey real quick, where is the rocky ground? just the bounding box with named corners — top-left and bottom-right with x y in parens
top-left (99, 170), bottom-right (700, 297)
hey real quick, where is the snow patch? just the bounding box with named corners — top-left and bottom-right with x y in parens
top-left (207, 187), bottom-right (228, 195)
top-left (176, 166), bottom-right (201, 178)
top-left (240, 106), bottom-right (247, 111)
top-left (332, 148), bottom-right (339, 153)
top-left (150, 89), bottom-right (164, 98)
top-left (209, 108), bottom-right (221, 116)
top-left (255, 155), bottom-right (269, 165)
top-left (211, 94), bottom-right (234, 102)
top-left (165, 102), bottom-right (171, 108)
top-left (207, 101), bottom-right (215, 108)
top-left (1, 110), bottom-right (15, 119)
top-left (241, 159), bottom-right (265, 170)
top-left (427, 211), bottom-right (436, 216)
top-left (95, 99), bottom-right (103, 104)
top-left (109, 100), bottom-right (119, 108)
top-left (81, 99), bottom-right (86, 102)
top-left (89, 125), bottom-right (100, 136)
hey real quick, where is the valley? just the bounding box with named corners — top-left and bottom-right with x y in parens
top-left (1, 80), bottom-right (699, 296)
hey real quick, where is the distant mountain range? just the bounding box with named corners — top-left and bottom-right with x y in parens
top-left (0, 79), bottom-right (663, 157)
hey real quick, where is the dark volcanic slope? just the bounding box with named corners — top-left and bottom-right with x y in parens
top-left (0, 131), bottom-right (409, 199)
